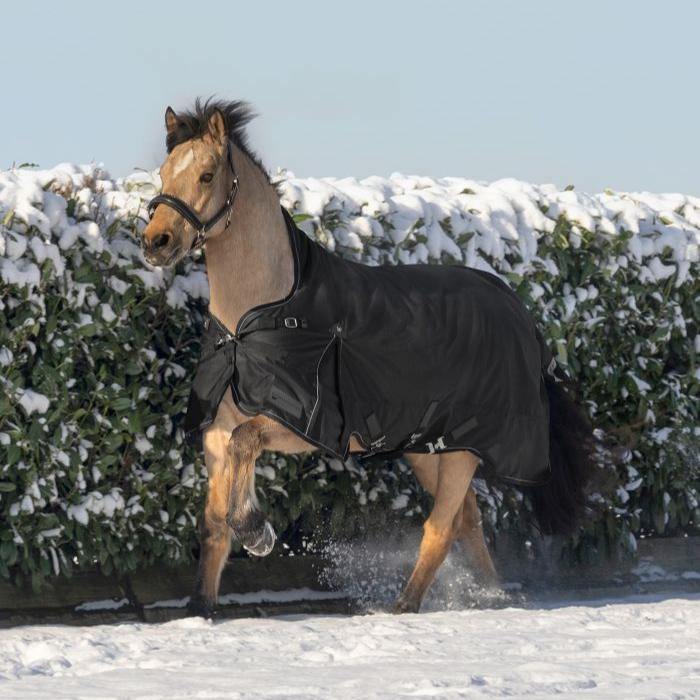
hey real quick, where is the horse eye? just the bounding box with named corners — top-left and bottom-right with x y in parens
top-left (200, 172), bottom-right (214, 184)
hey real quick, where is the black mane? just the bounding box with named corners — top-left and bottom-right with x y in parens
top-left (166, 98), bottom-right (269, 181)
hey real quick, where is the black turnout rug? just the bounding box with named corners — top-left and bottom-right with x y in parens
top-left (184, 207), bottom-right (561, 484)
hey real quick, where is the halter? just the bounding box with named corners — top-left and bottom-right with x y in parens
top-left (146, 141), bottom-right (240, 252)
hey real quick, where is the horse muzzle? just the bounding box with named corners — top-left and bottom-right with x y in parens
top-left (142, 231), bottom-right (182, 267)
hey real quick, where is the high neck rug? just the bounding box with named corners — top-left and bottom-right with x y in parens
top-left (184, 207), bottom-right (562, 485)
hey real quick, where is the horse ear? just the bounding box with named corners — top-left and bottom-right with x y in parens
top-left (165, 106), bottom-right (178, 134)
top-left (208, 109), bottom-right (226, 145)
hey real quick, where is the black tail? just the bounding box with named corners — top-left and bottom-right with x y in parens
top-left (530, 374), bottom-right (596, 535)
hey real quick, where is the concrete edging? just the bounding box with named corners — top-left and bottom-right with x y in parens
top-left (0, 536), bottom-right (697, 627)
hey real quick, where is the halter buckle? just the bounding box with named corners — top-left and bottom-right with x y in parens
top-left (192, 228), bottom-right (206, 251)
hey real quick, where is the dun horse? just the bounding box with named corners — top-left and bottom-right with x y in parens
top-left (142, 99), bottom-right (594, 616)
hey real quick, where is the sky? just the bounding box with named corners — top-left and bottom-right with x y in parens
top-left (2, 0), bottom-right (699, 194)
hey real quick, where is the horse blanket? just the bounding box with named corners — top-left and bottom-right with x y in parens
top-left (184, 207), bottom-right (560, 485)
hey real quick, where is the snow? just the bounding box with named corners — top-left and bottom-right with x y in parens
top-left (16, 389), bottom-right (50, 416)
top-left (275, 171), bottom-right (699, 275)
top-left (65, 489), bottom-right (125, 525)
top-left (391, 494), bottom-right (410, 510)
top-left (1, 594), bottom-right (699, 698)
top-left (133, 436), bottom-right (153, 455)
top-left (144, 587), bottom-right (345, 610)
top-left (2, 164), bottom-right (698, 306)
top-left (99, 302), bottom-right (116, 323)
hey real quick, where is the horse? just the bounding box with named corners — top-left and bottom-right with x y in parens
top-left (142, 98), bottom-right (595, 617)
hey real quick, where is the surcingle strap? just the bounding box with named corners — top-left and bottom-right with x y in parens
top-left (404, 400), bottom-right (439, 448)
top-left (364, 412), bottom-right (386, 451)
top-left (449, 416), bottom-right (479, 442)
top-left (244, 316), bottom-right (309, 333)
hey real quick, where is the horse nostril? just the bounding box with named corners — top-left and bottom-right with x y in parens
top-left (152, 232), bottom-right (172, 250)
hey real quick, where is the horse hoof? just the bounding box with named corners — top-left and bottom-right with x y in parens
top-left (186, 596), bottom-right (216, 619)
top-left (392, 595), bottom-right (420, 614)
top-left (243, 520), bottom-right (276, 557)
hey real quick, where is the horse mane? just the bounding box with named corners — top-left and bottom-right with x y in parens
top-left (166, 97), bottom-right (270, 183)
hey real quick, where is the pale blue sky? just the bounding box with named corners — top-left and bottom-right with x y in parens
top-left (3, 0), bottom-right (699, 193)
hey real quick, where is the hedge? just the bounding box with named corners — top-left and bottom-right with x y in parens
top-left (0, 164), bottom-right (697, 590)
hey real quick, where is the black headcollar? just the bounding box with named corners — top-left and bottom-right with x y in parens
top-left (147, 140), bottom-right (240, 252)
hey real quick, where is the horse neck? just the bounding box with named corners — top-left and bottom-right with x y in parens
top-left (203, 145), bottom-right (293, 333)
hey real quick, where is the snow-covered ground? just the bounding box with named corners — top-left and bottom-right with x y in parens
top-left (1, 593), bottom-right (699, 699)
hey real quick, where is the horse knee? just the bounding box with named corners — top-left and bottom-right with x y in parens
top-left (201, 508), bottom-right (229, 541)
top-left (201, 472), bottom-right (232, 534)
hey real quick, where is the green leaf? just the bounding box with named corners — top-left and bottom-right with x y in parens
top-left (111, 397), bottom-right (133, 412)
top-left (77, 323), bottom-right (98, 337)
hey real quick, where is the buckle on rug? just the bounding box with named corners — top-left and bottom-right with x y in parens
top-left (370, 435), bottom-right (387, 450)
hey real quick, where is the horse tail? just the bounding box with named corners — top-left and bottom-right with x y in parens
top-left (529, 371), bottom-right (596, 535)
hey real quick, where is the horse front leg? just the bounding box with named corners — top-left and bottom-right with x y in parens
top-left (225, 417), bottom-right (276, 557)
top-left (188, 420), bottom-right (236, 617)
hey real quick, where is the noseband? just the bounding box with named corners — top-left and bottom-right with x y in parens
top-left (147, 141), bottom-right (239, 252)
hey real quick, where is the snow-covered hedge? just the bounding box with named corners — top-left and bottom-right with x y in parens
top-left (0, 164), bottom-right (697, 588)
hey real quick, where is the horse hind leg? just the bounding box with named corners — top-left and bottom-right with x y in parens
top-left (455, 486), bottom-right (498, 587)
top-left (394, 450), bottom-right (479, 613)
top-left (408, 453), bottom-right (498, 591)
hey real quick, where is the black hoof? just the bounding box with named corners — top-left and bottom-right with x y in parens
top-left (241, 521), bottom-right (276, 557)
top-left (228, 509), bottom-right (277, 558)
top-left (186, 596), bottom-right (216, 619)
top-left (392, 595), bottom-right (421, 614)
